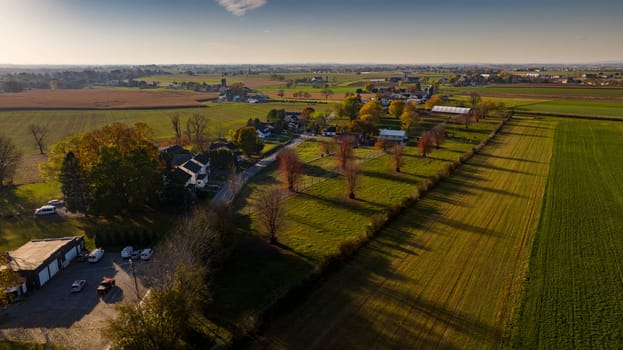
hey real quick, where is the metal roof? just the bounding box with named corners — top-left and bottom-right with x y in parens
top-left (431, 106), bottom-right (471, 114)
top-left (379, 129), bottom-right (407, 137)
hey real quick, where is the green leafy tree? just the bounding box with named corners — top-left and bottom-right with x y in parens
top-left (230, 126), bottom-right (264, 156)
top-left (389, 100), bottom-right (406, 118)
top-left (44, 123), bottom-right (162, 217)
top-left (60, 151), bottom-right (88, 215)
top-left (400, 104), bottom-right (419, 137)
top-left (425, 94), bottom-right (443, 110)
top-left (0, 252), bottom-right (23, 306)
top-left (358, 100), bottom-right (384, 120)
top-left (208, 147), bottom-right (234, 170)
top-left (351, 117), bottom-right (379, 140)
top-left (337, 95), bottom-right (362, 121)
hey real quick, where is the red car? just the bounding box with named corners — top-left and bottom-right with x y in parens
top-left (97, 277), bottom-right (115, 296)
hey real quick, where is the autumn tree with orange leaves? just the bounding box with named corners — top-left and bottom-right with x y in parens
top-left (418, 131), bottom-right (433, 157)
top-left (277, 147), bottom-right (303, 192)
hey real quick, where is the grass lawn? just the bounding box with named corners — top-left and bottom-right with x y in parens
top-left (512, 118), bottom-right (623, 348)
top-left (0, 182), bottom-right (176, 252)
top-left (208, 117), bottom-right (503, 340)
top-left (261, 116), bottom-right (555, 349)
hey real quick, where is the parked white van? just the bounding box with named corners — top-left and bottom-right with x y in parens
top-left (88, 248), bottom-right (105, 263)
top-left (140, 248), bottom-right (154, 260)
top-left (34, 205), bottom-right (56, 216)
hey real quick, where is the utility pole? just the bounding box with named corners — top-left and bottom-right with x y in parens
top-left (129, 258), bottom-right (140, 301)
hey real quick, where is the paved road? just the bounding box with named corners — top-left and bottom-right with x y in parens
top-left (211, 136), bottom-right (307, 205)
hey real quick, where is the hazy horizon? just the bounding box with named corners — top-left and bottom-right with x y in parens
top-left (2, 0), bottom-right (622, 66)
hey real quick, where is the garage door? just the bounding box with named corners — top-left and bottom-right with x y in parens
top-left (48, 260), bottom-right (59, 278)
top-left (38, 269), bottom-right (50, 287)
top-left (65, 246), bottom-right (78, 262)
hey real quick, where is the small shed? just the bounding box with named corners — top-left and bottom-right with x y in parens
top-left (379, 129), bottom-right (408, 143)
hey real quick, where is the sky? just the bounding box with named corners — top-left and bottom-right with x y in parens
top-left (1, 0), bottom-right (622, 65)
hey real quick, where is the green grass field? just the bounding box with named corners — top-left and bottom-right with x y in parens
top-left (514, 100), bottom-right (623, 118)
top-left (512, 118), bottom-right (623, 348)
top-left (445, 86), bottom-right (623, 100)
top-left (0, 102), bottom-right (326, 155)
top-left (208, 118), bottom-right (502, 339)
top-left (260, 117), bottom-right (555, 349)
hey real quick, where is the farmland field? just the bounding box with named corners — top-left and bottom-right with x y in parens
top-left (514, 100), bottom-right (623, 118)
top-left (512, 118), bottom-right (623, 348)
top-left (260, 117), bottom-right (555, 349)
top-left (0, 88), bottom-right (218, 109)
top-left (445, 86), bottom-right (623, 102)
top-left (0, 101), bottom-right (325, 184)
top-left (208, 118), bottom-right (503, 338)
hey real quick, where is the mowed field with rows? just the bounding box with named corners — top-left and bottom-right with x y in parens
top-left (260, 117), bottom-right (555, 349)
top-left (513, 118), bottom-right (623, 348)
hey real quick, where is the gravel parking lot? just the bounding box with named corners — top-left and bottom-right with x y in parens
top-left (0, 252), bottom-right (152, 350)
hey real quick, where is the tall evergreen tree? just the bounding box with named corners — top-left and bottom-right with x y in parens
top-left (60, 151), bottom-right (88, 216)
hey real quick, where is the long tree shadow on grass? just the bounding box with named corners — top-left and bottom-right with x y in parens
top-left (478, 152), bottom-right (546, 164)
top-left (259, 199), bottom-right (503, 349)
top-left (361, 169), bottom-right (426, 186)
top-left (295, 192), bottom-right (378, 218)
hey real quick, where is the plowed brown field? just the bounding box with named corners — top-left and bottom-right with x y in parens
top-left (0, 89), bottom-right (217, 109)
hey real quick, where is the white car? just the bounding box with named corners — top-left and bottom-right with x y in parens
top-left (88, 248), bottom-right (105, 263)
top-left (140, 248), bottom-right (154, 260)
top-left (71, 280), bottom-right (87, 293)
top-left (48, 199), bottom-right (65, 207)
top-left (34, 205), bottom-right (56, 216)
top-left (121, 246), bottom-right (133, 259)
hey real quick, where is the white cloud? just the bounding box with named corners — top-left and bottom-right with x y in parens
top-left (216, 0), bottom-right (267, 16)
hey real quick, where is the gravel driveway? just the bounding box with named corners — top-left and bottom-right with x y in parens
top-left (0, 252), bottom-right (151, 349)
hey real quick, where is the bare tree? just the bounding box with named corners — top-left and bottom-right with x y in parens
top-left (0, 135), bottom-right (21, 188)
top-left (29, 124), bottom-right (48, 155)
top-left (344, 160), bottom-right (359, 199)
top-left (431, 124), bottom-right (446, 149)
top-left (320, 88), bottom-right (334, 100)
top-left (186, 114), bottom-right (209, 151)
top-left (319, 139), bottom-right (336, 156)
top-left (335, 134), bottom-right (355, 171)
top-left (391, 144), bottom-right (405, 172)
top-left (469, 91), bottom-right (482, 109)
top-left (105, 209), bottom-right (219, 350)
top-left (254, 187), bottom-right (284, 244)
top-left (277, 148), bottom-right (303, 192)
top-left (170, 113), bottom-right (182, 143)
